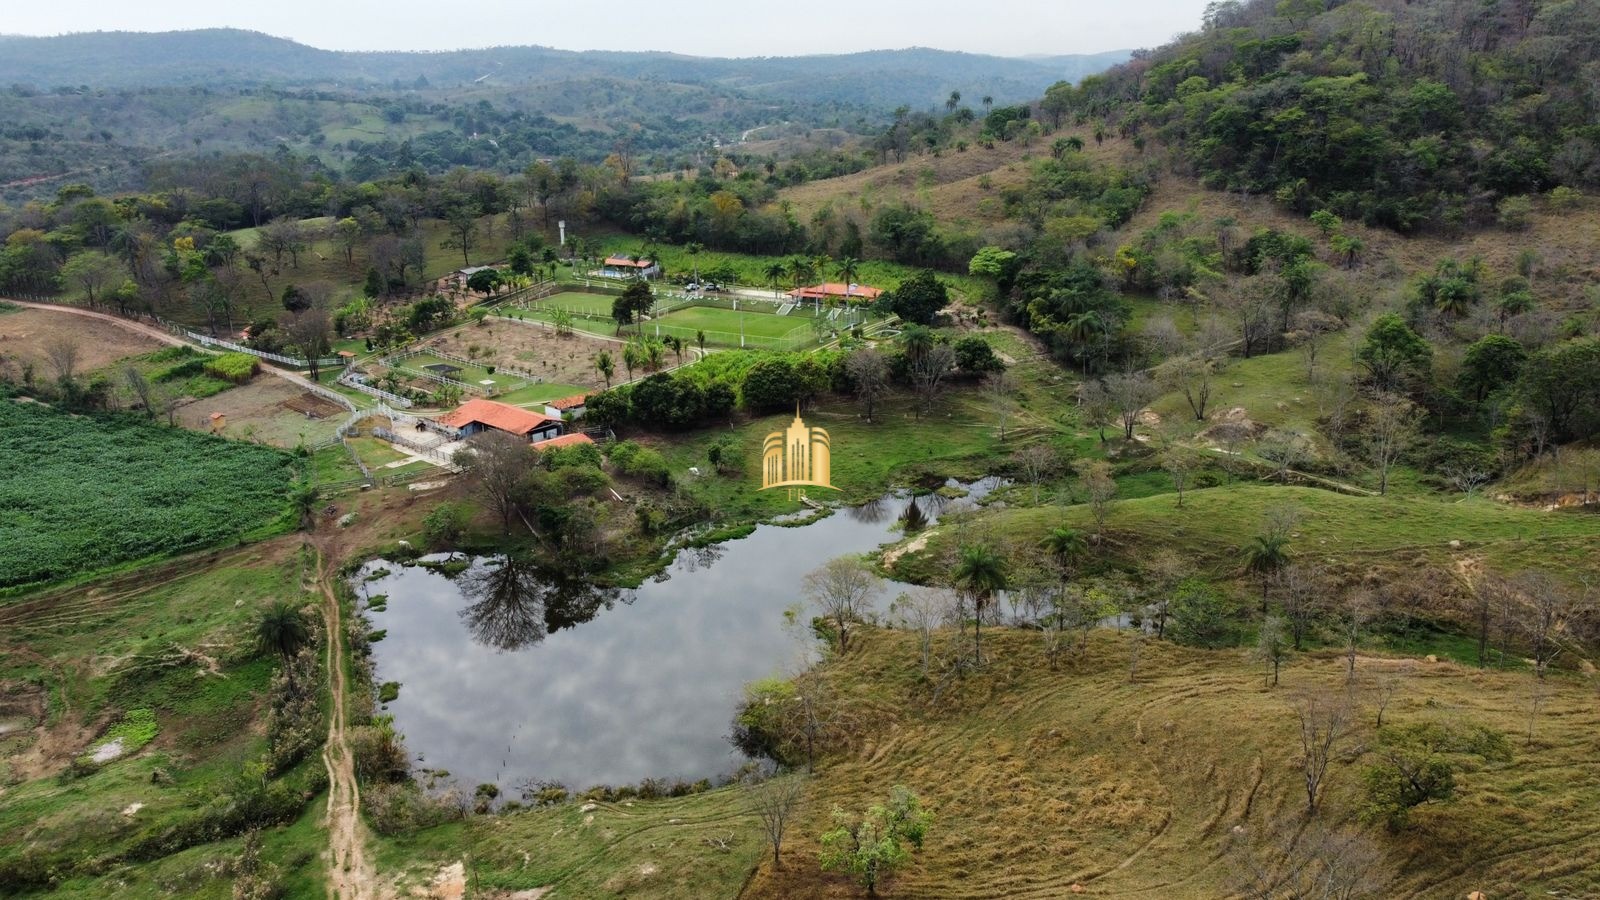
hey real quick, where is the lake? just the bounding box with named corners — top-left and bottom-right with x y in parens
top-left (359, 478), bottom-right (1000, 797)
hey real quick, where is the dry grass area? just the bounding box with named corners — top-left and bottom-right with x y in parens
top-left (780, 140), bottom-right (1039, 229)
top-left (0, 307), bottom-right (165, 374)
top-left (173, 377), bottom-right (344, 448)
top-left (415, 319), bottom-right (613, 394)
top-left (743, 627), bottom-right (1600, 899)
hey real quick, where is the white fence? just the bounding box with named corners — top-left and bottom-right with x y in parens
top-left (337, 370), bottom-right (413, 408)
top-left (171, 327), bottom-right (344, 369)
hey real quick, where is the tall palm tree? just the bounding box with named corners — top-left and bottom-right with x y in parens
top-left (787, 256), bottom-right (814, 291)
top-left (899, 324), bottom-right (934, 363)
top-left (954, 544), bottom-right (1009, 664)
top-left (257, 601), bottom-right (310, 661)
top-left (1040, 527), bottom-right (1086, 576)
top-left (835, 256), bottom-right (861, 305)
top-left (1062, 311), bottom-right (1105, 373)
top-left (622, 342), bottom-right (640, 382)
top-left (666, 335), bottom-right (684, 367)
top-left (1243, 533), bottom-right (1291, 611)
top-left (764, 262), bottom-right (788, 299)
top-left (685, 241), bottom-right (705, 284)
top-left (946, 90), bottom-right (962, 113)
top-left (290, 481), bottom-right (320, 531)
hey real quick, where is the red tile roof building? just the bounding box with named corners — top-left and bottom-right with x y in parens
top-left (788, 282), bottom-right (884, 302)
top-left (437, 399), bottom-right (561, 439)
top-left (534, 432), bottom-right (595, 450)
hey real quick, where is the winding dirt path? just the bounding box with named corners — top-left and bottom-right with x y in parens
top-left (316, 550), bottom-right (379, 900)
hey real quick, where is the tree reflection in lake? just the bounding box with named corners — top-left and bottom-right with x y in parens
top-left (458, 555), bottom-right (624, 652)
top-left (846, 496), bottom-right (891, 524)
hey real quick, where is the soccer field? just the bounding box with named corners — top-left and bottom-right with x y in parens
top-left (653, 305), bottom-right (809, 339)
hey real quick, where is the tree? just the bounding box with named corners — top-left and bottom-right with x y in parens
top-left (908, 343), bottom-right (956, 418)
top-left (1103, 371), bottom-right (1159, 440)
top-left (1363, 722), bottom-right (1511, 831)
top-left (953, 543), bottom-right (1008, 664)
top-left (284, 309), bottom-right (333, 382)
top-left (1169, 577), bottom-right (1234, 647)
top-left (42, 336), bottom-right (80, 385)
top-left (1366, 393), bottom-right (1418, 495)
top-left (1229, 819), bottom-right (1390, 899)
top-left (1156, 355), bottom-right (1216, 421)
top-left (453, 430), bottom-right (533, 533)
top-left (1291, 687), bottom-right (1353, 814)
top-left (819, 786), bottom-right (931, 898)
top-left (1458, 334), bottom-right (1526, 404)
top-left (441, 197), bottom-right (479, 266)
top-left (953, 336), bottom-right (1003, 375)
top-left (803, 556), bottom-right (886, 654)
top-left (596, 350), bottom-right (614, 388)
top-left (1074, 459), bottom-right (1117, 536)
top-left (466, 267), bottom-right (502, 296)
top-left (1256, 428), bottom-right (1310, 482)
top-left (982, 371), bottom-right (1017, 439)
top-left (122, 365), bottom-right (154, 418)
top-left (256, 601), bottom-right (310, 661)
top-left (1014, 444), bottom-right (1059, 503)
top-left (1357, 314), bottom-right (1431, 392)
top-left (1254, 615), bottom-right (1292, 686)
top-left (764, 261), bottom-right (788, 298)
top-left (845, 348), bottom-right (890, 423)
top-left (1288, 310), bottom-right (1341, 384)
top-left (889, 587), bottom-right (956, 678)
top-left (888, 271), bottom-right (948, 325)
top-left (60, 250), bottom-right (125, 306)
top-left (1243, 532), bottom-right (1291, 609)
top-left (1041, 526), bottom-right (1087, 576)
top-left (1511, 570), bottom-right (1584, 681)
top-left (1160, 445), bottom-right (1200, 508)
top-left (749, 775), bottom-right (805, 870)
top-left (289, 480), bottom-right (320, 531)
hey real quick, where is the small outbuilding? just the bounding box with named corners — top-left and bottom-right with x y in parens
top-left (534, 432), bottom-right (595, 451)
top-left (542, 393), bottom-right (591, 420)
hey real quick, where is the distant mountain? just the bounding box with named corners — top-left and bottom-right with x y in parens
top-left (0, 30), bottom-right (1131, 108)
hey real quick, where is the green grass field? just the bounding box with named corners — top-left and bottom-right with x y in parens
top-left (0, 551), bottom-right (327, 894)
top-left (532, 291), bottom-right (622, 317)
top-left (653, 305), bottom-right (811, 340)
top-left (492, 381), bottom-right (591, 406)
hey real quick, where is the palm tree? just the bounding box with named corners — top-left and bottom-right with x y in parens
top-left (1243, 533), bottom-right (1291, 611)
top-left (899, 324), bottom-right (934, 363)
top-left (257, 601), bottom-right (310, 661)
top-left (696, 330), bottom-right (707, 355)
top-left (981, 95), bottom-right (994, 112)
top-left (787, 256), bottom-right (814, 291)
top-left (622, 342), bottom-right (640, 382)
top-left (666, 335), bottom-right (684, 367)
top-left (835, 256), bottom-right (861, 305)
top-left (644, 338), bottom-right (666, 371)
top-left (954, 544), bottom-right (1009, 664)
top-left (1040, 527), bottom-right (1087, 576)
top-left (946, 90), bottom-right (962, 113)
top-left (765, 261), bottom-right (788, 299)
top-left (685, 241), bottom-right (705, 284)
top-left (596, 350), bottom-right (614, 388)
top-left (290, 481), bottom-right (320, 531)
top-left (1062, 311), bottom-right (1105, 373)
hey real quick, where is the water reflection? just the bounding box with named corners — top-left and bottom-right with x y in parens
top-left (362, 476), bottom-right (1005, 794)
top-left (457, 556), bottom-right (623, 652)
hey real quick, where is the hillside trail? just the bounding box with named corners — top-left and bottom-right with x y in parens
top-left (4, 299), bottom-right (328, 394)
top-left (314, 544), bottom-right (384, 900)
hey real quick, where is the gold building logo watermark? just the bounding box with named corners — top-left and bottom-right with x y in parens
top-left (760, 406), bottom-right (837, 498)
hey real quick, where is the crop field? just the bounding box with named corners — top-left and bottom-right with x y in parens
top-left (0, 399), bottom-right (295, 589)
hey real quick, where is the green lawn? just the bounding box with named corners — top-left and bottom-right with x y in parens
top-left (0, 554), bottom-right (327, 893)
top-left (530, 290), bottom-right (622, 317)
top-left (657, 305), bottom-right (809, 339)
top-left (493, 382), bottom-right (591, 406)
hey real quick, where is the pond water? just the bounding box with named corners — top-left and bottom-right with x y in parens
top-left (359, 478), bottom-right (1001, 797)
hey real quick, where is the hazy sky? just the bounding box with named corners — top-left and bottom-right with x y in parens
top-left (4, 0), bottom-right (1213, 57)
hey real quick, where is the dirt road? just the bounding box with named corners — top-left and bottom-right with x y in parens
top-left (3, 300), bottom-right (341, 400)
top-left (316, 550), bottom-right (380, 900)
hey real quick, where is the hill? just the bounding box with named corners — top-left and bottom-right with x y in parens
top-left (1060, 0), bottom-right (1600, 232)
top-left (0, 30), bottom-right (1128, 108)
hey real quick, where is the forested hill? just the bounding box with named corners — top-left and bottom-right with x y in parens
top-left (1058, 0), bottom-right (1600, 232)
top-left (0, 29), bottom-right (1129, 108)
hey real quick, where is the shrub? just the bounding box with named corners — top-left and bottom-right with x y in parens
top-left (606, 440), bottom-right (671, 486)
top-left (204, 352), bottom-right (260, 384)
